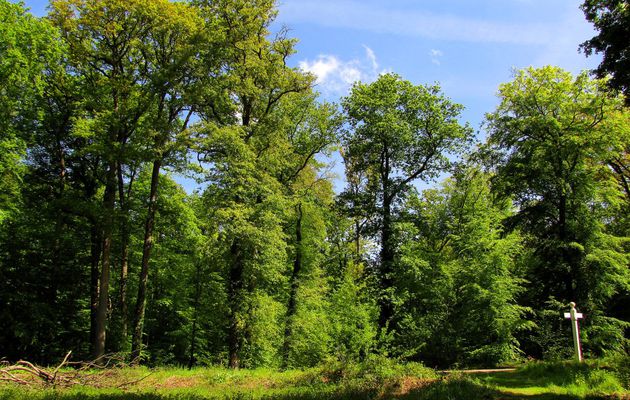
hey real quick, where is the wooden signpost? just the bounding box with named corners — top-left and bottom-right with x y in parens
top-left (564, 302), bottom-right (583, 362)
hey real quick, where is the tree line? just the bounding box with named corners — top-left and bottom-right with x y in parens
top-left (0, 0), bottom-right (628, 369)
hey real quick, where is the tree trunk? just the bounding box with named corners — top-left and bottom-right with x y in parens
top-left (188, 262), bottom-right (203, 369)
top-left (131, 159), bottom-right (162, 361)
top-left (49, 139), bottom-right (67, 308)
top-left (117, 165), bottom-right (130, 349)
top-left (378, 196), bottom-right (394, 331)
top-left (282, 203), bottom-right (303, 367)
top-left (89, 222), bottom-right (101, 357)
top-left (94, 160), bottom-right (117, 361)
top-left (227, 240), bottom-right (245, 369)
top-left (354, 220), bottom-right (361, 257)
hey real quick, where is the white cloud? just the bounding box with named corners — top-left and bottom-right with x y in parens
top-left (299, 46), bottom-right (386, 97)
top-left (430, 49), bottom-right (443, 65)
top-left (298, 55), bottom-right (340, 83)
top-left (363, 45), bottom-right (379, 70)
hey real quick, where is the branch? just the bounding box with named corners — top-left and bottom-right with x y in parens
top-left (52, 351), bottom-right (72, 384)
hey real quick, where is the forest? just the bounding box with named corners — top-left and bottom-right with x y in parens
top-left (0, 0), bottom-right (629, 375)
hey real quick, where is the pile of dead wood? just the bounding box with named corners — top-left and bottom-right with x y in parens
top-left (0, 352), bottom-right (148, 389)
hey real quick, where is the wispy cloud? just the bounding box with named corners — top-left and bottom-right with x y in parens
top-left (298, 46), bottom-right (385, 97)
top-left (363, 45), bottom-right (378, 70)
top-left (430, 49), bottom-right (443, 65)
top-left (279, 0), bottom-right (554, 45)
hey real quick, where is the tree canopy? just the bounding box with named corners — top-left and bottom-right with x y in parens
top-left (581, 0), bottom-right (630, 104)
top-left (0, 0), bottom-right (628, 370)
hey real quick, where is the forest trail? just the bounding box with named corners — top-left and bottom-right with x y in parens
top-left (439, 368), bottom-right (517, 374)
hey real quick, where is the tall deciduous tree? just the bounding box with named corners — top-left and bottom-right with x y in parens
top-left (49, 0), bottom-right (195, 360)
top-left (341, 73), bottom-right (472, 333)
top-left (267, 91), bottom-right (339, 367)
top-left (130, 0), bottom-right (204, 362)
top-left (195, 0), bottom-right (312, 368)
top-left (485, 66), bottom-right (630, 356)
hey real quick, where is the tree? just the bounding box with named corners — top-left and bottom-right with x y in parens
top-left (129, 0), bottom-right (203, 362)
top-left (266, 92), bottom-right (339, 367)
top-left (0, 1), bottom-right (103, 363)
top-left (0, 1), bottom-right (62, 224)
top-left (194, 0), bottom-right (313, 368)
top-left (581, 0), bottom-right (630, 104)
top-left (133, 171), bottom-right (203, 365)
top-left (281, 164), bottom-right (336, 368)
top-left (49, 0), bottom-right (205, 361)
top-left (395, 168), bottom-right (530, 367)
top-left (341, 73), bottom-right (472, 333)
top-left (485, 66), bottom-right (630, 357)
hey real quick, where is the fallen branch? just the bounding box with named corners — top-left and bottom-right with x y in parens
top-left (51, 351), bottom-right (73, 383)
top-left (0, 369), bottom-right (31, 386)
top-left (0, 352), bottom-right (150, 389)
top-left (0, 351), bottom-right (78, 388)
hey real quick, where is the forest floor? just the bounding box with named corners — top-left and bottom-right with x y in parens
top-left (0, 359), bottom-right (628, 399)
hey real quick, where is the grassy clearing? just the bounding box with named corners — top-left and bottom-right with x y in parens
top-left (0, 358), bottom-right (628, 399)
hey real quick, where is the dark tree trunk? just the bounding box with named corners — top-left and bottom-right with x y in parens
top-left (227, 240), bottom-right (245, 369)
top-left (89, 222), bottom-right (102, 357)
top-left (49, 139), bottom-right (67, 308)
top-left (188, 263), bottom-right (203, 369)
top-left (378, 196), bottom-right (394, 330)
top-left (94, 160), bottom-right (117, 361)
top-left (117, 165), bottom-right (130, 348)
top-left (282, 203), bottom-right (303, 367)
top-left (131, 159), bottom-right (162, 361)
top-left (558, 193), bottom-right (575, 301)
top-left (355, 220), bottom-right (361, 257)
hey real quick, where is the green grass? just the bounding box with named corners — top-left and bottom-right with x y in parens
top-left (472, 359), bottom-right (629, 399)
top-left (1, 358), bottom-right (628, 400)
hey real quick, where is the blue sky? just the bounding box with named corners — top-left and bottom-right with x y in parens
top-left (274, 0), bottom-right (601, 134)
top-left (19, 0), bottom-right (602, 192)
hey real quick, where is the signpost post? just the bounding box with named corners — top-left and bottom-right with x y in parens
top-left (564, 302), bottom-right (583, 362)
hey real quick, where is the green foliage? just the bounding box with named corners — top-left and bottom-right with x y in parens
top-left (607, 354), bottom-right (630, 389)
top-left (284, 259), bottom-right (332, 368)
top-left (485, 66), bottom-right (630, 358)
top-left (140, 173), bottom-right (204, 365)
top-left (1, 0), bottom-right (629, 373)
top-left (328, 262), bottom-right (378, 363)
top-left (1, 361), bottom-right (626, 399)
top-left (394, 168), bottom-right (530, 367)
top-left (320, 354), bottom-right (436, 386)
top-left (581, 0), bottom-right (630, 104)
top-left (340, 72), bottom-right (473, 337)
top-left (0, 0), bottom-right (63, 223)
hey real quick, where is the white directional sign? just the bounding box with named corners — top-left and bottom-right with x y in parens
top-left (564, 302), bottom-right (584, 362)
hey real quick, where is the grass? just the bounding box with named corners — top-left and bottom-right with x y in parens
top-left (472, 360), bottom-right (628, 399)
top-left (0, 358), bottom-right (628, 399)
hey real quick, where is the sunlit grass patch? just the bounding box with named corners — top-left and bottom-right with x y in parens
top-left (474, 359), bottom-right (628, 398)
